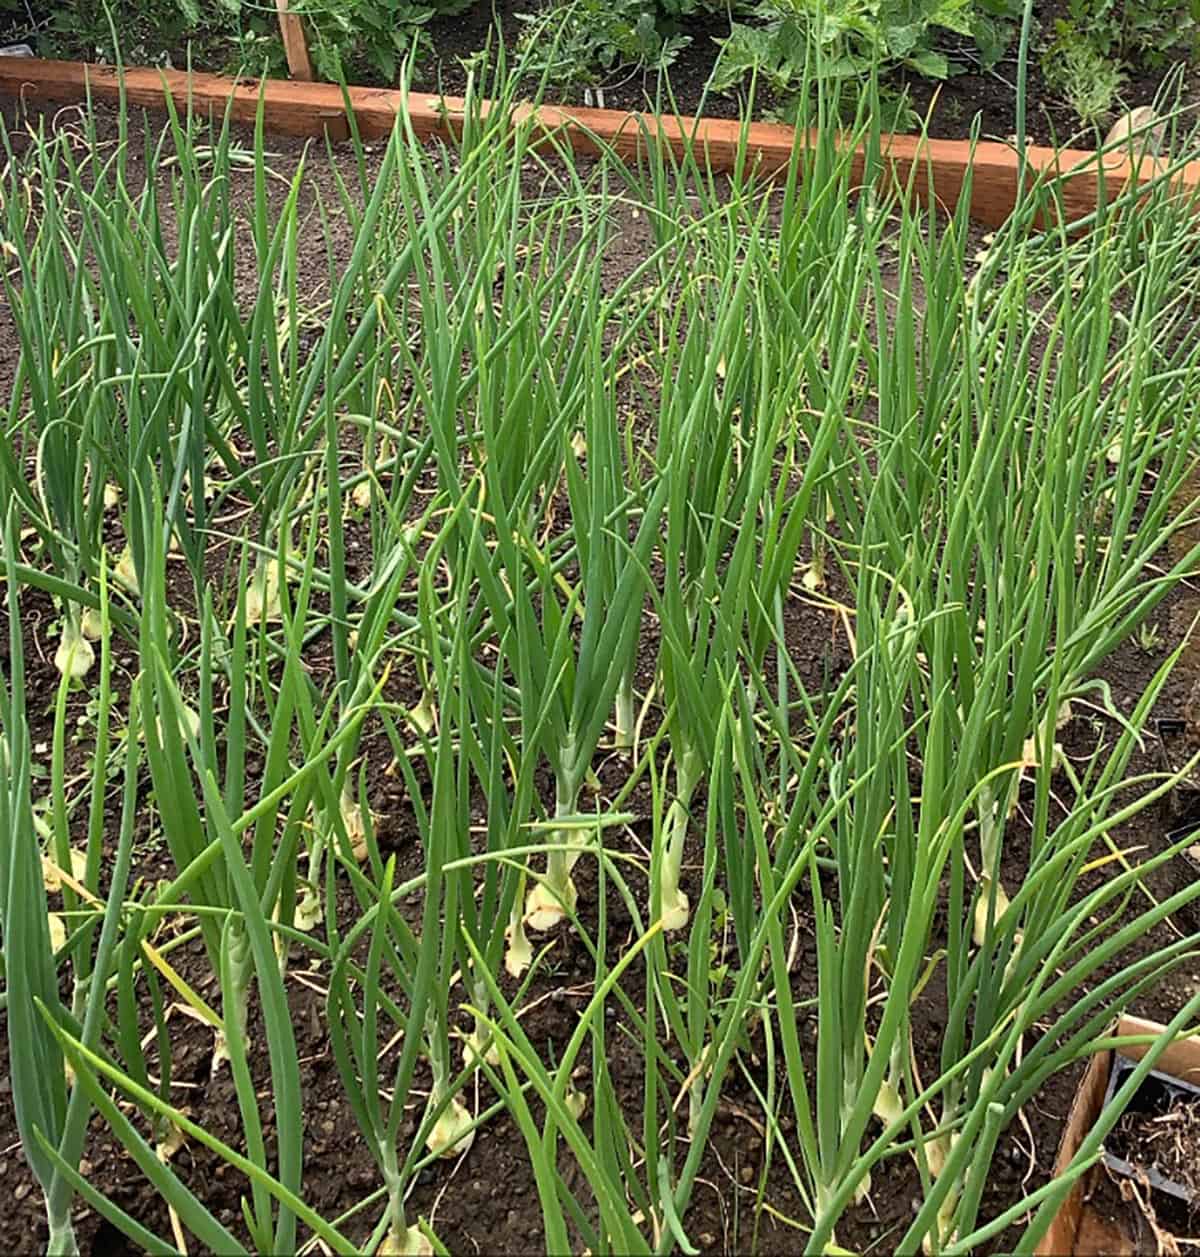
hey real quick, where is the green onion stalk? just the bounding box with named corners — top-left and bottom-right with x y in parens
top-left (327, 539), bottom-right (485, 1223)
top-left (641, 244), bottom-right (779, 933)
top-left (0, 122), bottom-right (108, 679)
top-left (122, 521), bottom-right (379, 1251)
top-left (308, 82), bottom-right (620, 938)
top-left (397, 539), bottom-right (485, 1153)
top-left (881, 657), bottom-right (1200, 1255)
top-left (327, 852), bottom-right (438, 1257)
top-left (650, 261), bottom-right (754, 932)
top-left (0, 522), bottom-right (148, 1256)
top-left (42, 619), bottom-right (376, 1257)
top-left (519, 347), bottom-right (654, 934)
top-left (305, 81), bottom-right (611, 922)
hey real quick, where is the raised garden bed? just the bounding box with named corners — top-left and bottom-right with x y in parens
top-left (5, 0), bottom-right (1199, 144)
top-left (2, 46), bottom-right (1200, 1257)
top-left (0, 56), bottom-right (1196, 231)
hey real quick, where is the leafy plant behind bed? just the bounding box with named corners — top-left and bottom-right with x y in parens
top-left (28, 0), bottom-right (284, 75)
top-left (1043, 0), bottom-right (1200, 126)
top-left (711, 0), bottom-right (1023, 125)
top-left (289, 0), bottom-right (473, 83)
top-left (516, 0), bottom-right (741, 92)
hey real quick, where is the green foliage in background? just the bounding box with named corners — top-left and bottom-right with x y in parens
top-left (1043, 0), bottom-right (1200, 124)
top-left (1041, 28), bottom-right (1126, 123)
top-left (516, 0), bottom-right (737, 90)
top-left (1061, 0), bottom-right (1200, 68)
top-left (0, 0), bottom-right (469, 85)
top-left (711, 0), bottom-right (1022, 123)
top-left (291, 0), bottom-right (473, 83)
top-left (6, 0), bottom-right (282, 74)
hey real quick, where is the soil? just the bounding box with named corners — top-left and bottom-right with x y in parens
top-left (1108, 1075), bottom-right (1200, 1201)
top-left (1, 98), bottom-right (1200, 1257)
top-left (1084, 1161), bottom-right (1197, 1256)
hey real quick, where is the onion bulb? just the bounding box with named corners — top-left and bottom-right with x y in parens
top-left (245, 561), bottom-right (282, 624)
top-left (524, 874), bottom-right (577, 932)
top-left (80, 606), bottom-right (104, 641)
top-left (426, 1096), bottom-right (474, 1160)
top-left (340, 788), bottom-right (370, 863)
top-left (378, 1227), bottom-right (432, 1257)
top-left (54, 619), bottom-right (94, 680)
top-left (115, 547), bottom-right (139, 597)
top-left (505, 904), bottom-right (533, 978)
top-left (972, 875), bottom-right (1011, 946)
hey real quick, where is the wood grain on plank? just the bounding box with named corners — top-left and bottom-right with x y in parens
top-left (0, 59), bottom-right (1196, 230)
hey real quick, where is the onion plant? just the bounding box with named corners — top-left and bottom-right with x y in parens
top-left (33, 504), bottom-right (389, 1254)
top-left (502, 334), bottom-right (662, 935)
top-left (0, 119), bottom-right (112, 676)
top-left (0, 100), bottom-right (258, 629)
top-left (0, 532), bottom-right (141, 1256)
top-left (324, 565), bottom-right (482, 1255)
top-left (770, 161), bottom-right (1200, 1251)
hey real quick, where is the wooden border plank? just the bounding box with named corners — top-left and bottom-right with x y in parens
top-left (0, 58), bottom-right (1196, 230)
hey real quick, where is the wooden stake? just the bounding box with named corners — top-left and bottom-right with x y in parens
top-left (275, 0), bottom-right (314, 82)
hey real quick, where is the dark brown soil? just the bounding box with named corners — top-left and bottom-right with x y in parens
top-left (1084, 1160), bottom-right (1196, 1255)
top-left (1, 98), bottom-right (1200, 1257)
top-left (1108, 1090), bottom-right (1200, 1199)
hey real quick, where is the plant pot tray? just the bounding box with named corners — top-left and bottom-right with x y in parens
top-left (1156, 718), bottom-right (1200, 825)
top-left (1038, 1015), bottom-right (1200, 1256)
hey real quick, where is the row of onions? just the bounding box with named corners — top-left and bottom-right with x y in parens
top-left (3, 44), bottom-right (1200, 1257)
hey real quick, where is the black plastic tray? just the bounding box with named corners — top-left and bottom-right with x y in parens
top-left (1156, 718), bottom-right (1200, 827)
top-left (1101, 1053), bottom-right (1200, 1205)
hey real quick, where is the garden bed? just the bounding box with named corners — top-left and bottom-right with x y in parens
top-left (1, 59), bottom-right (1200, 1257)
top-left (0, 56), bottom-right (1196, 233)
top-left (3, 0), bottom-right (1198, 146)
